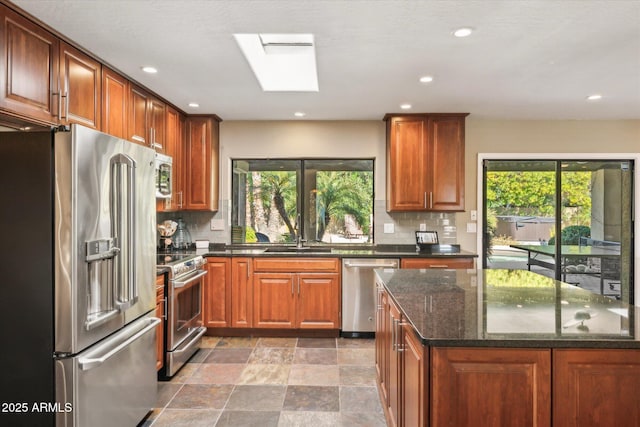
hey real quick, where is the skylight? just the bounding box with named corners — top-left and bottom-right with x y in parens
top-left (234, 33), bottom-right (319, 92)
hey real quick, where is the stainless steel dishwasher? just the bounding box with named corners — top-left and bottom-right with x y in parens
top-left (342, 258), bottom-right (399, 337)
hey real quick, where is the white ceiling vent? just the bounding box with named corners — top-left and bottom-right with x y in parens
top-left (234, 33), bottom-right (318, 92)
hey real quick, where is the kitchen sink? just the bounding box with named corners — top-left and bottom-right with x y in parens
top-left (264, 246), bottom-right (333, 253)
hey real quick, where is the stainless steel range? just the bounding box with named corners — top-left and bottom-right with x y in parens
top-left (157, 253), bottom-right (207, 377)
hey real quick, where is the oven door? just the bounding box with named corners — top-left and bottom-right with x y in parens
top-left (166, 268), bottom-right (207, 376)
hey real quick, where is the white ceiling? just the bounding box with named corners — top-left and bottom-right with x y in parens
top-left (12, 0), bottom-right (640, 121)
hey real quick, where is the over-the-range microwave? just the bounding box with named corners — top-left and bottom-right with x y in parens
top-left (155, 152), bottom-right (173, 199)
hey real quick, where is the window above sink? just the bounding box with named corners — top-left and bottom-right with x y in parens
top-left (231, 158), bottom-right (374, 246)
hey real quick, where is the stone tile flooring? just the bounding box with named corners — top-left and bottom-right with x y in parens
top-left (139, 337), bottom-right (386, 427)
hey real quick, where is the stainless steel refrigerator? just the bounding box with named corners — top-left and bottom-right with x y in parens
top-left (0, 124), bottom-right (159, 427)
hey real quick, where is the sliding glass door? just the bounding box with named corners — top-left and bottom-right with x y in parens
top-left (483, 159), bottom-right (634, 303)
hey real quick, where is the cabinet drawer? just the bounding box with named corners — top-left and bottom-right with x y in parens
top-left (253, 257), bottom-right (340, 273)
top-left (401, 257), bottom-right (474, 269)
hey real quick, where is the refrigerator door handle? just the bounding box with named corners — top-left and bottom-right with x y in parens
top-left (78, 317), bottom-right (160, 371)
top-left (110, 153), bottom-right (138, 310)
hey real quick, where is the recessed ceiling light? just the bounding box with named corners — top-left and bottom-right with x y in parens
top-left (400, 103), bottom-right (412, 110)
top-left (453, 27), bottom-right (473, 37)
top-left (234, 33), bottom-right (319, 92)
top-left (188, 102), bottom-right (200, 108)
top-left (141, 66), bottom-right (158, 74)
top-left (419, 75), bottom-right (434, 83)
top-left (294, 111), bottom-right (306, 117)
top-left (586, 94), bottom-right (603, 101)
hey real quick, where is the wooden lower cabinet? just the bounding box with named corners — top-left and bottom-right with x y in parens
top-left (553, 349), bottom-right (640, 427)
top-left (431, 347), bottom-right (551, 427)
top-left (402, 322), bottom-right (426, 427)
top-left (252, 273), bottom-right (296, 328)
top-left (252, 258), bottom-right (340, 330)
top-left (231, 257), bottom-right (253, 328)
top-left (401, 257), bottom-right (474, 269)
top-left (155, 274), bottom-right (166, 371)
top-left (203, 257), bottom-right (231, 328)
top-left (375, 283), bottom-right (389, 404)
top-left (387, 298), bottom-right (402, 427)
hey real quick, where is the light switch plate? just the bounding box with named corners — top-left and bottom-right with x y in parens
top-left (466, 222), bottom-right (477, 233)
top-left (383, 223), bottom-right (395, 233)
top-left (470, 210), bottom-right (477, 221)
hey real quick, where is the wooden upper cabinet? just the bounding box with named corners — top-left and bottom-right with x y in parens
top-left (149, 97), bottom-right (165, 150)
top-left (157, 106), bottom-right (184, 212)
top-left (0, 5), bottom-right (59, 124)
top-left (101, 67), bottom-right (128, 138)
top-left (184, 116), bottom-right (220, 211)
top-left (385, 113), bottom-right (468, 212)
top-left (59, 41), bottom-right (101, 129)
top-left (128, 84), bottom-right (150, 145)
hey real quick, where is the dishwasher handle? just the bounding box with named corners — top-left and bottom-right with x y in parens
top-left (344, 261), bottom-right (399, 268)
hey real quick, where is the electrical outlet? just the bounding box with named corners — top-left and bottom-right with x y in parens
top-left (383, 223), bottom-right (395, 233)
top-left (466, 222), bottom-right (477, 233)
top-left (419, 223), bottom-right (427, 231)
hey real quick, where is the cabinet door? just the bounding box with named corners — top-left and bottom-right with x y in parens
top-left (401, 257), bottom-right (474, 269)
top-left (203, 258), bottom-right (231, 328)
top-left (128, 84), bottom-right (149, 145)
top-left (253, 273), bottom-right (296, 328)
top-left (149, 97), bottom-right (165, 150)
top-left (386, 117), bottom-right (428, 211)
top-left (297, 273), bottom-right (340, 329)
top-left (431, 347), bottom-right (551, 427)
top-left (429, 116), bottom-right (465, 211)
top-left (553, 349), bottom-right (640, 427)
top-left (101, 67), bottom-right (128, 138)
top-left (402, 323), bottom-right (426, 427)
top-left (231, 258), bottom-right (253, 328)
top-left (376, 286), bottom-right (390, 405)
top-left (155, 274), bottom-right (165, 371)
top-left (59, 41), bottom-right (101, 129)
top-left (0, 5), bottom-right (58, 124)
top-left (157, 106), bottom-right (181, 212)
top-left (387, 299), bottom-right (402, 427)
top-left (184, 117), bottom-right (219, 211)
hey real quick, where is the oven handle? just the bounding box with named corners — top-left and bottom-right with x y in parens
top-left (173, 327), bottom-right (207, 355)
top-left (172, 269), bottom-right (208, 288)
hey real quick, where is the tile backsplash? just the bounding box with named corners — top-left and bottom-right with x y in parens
top-left (157, 199), bottom-right (457, 246)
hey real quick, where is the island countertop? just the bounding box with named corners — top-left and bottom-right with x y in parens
top-left (375, 268), bottom-right (639, 348)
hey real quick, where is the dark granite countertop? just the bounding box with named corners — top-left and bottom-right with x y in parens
top-left (375, 268), bottom-right (640, 349)
top-left (197, 244), bottom-right (477, 259)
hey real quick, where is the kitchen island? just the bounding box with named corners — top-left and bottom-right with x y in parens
top-left (374, 268), bottom-right (640, 427)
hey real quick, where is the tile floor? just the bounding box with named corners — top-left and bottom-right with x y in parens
top-left (139, 336), bottom-right (387, 427)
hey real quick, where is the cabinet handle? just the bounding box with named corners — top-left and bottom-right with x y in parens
top-left (429, 192), bottom-right (433, 209)
top-left (52, 92), bottom-right (60, 119)
top-left (396, 321), bottom-right (409, 352)
top-left (291, 277), bottom-right (294, 295)
top-left (424, 192), bottom-right (427, 209)
top-left (429, 264), bottom-right (449, 269)
top-left (297, 276), bottom-right (300, 295)
top-left (390, 312), bottom-right (396, 351)
top-left (162, 297), bottom-right (167, 320)
top-left (178, 191), bottom-right (183, 209)
top-left (63, 92), bottom-right (69, 120)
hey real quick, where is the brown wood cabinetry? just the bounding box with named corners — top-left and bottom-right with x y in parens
top-left (431, 347), bottom-right (551, 427)
top-left (401, 257), bottom-right (474, 269)
top-left (0, 5), bottom-right (58, 124)
top-left (128, 84), bottom-right (165, 148)
top-left (155, 274), bottom-right (166, 371)
top-left (375, 283), bottom-right (389, 404)
top-left (59, 41), bottom-right (101, 129)
top-left (387, 297), bottom-right (402, 427)
top-left (252, 258), bottom-right (340, 329)
top-left (401, 321), bottom-right (426, 427)
top-left (385, 113), bottom-right (468, 212)
top-left (553, 349), bottom-right (640, 427)
top-left (231, 257), bottom-right (253, 328)
top-left (101, 67), bottom-right (128, 138)
top-left (184, 116), bottom-right (220, 211)
top-left (157, 106), bottom-right (184, 212)
top-left (203, 257), bottom-right (231, 328)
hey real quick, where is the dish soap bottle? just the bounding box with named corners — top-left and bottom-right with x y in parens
top-left (172, 218), bottom-right (192, 250)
